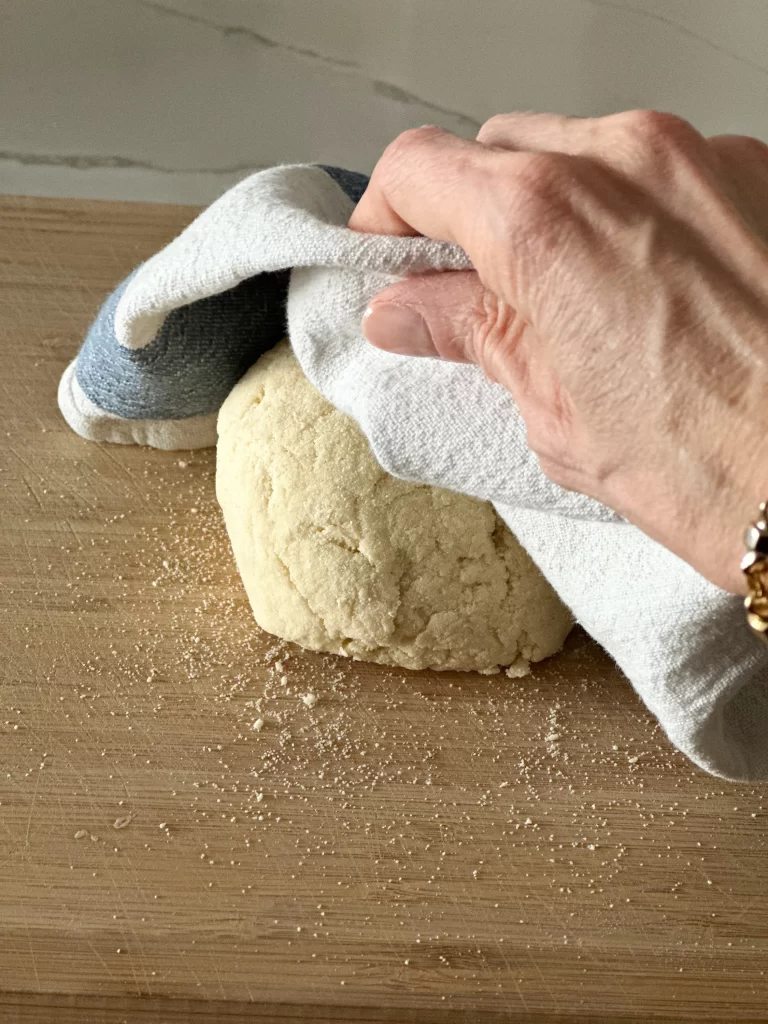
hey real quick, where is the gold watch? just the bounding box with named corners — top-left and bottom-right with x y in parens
top-left (742, 500), bottom-right (768, 645)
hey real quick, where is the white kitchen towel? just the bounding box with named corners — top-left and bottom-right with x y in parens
top-left (59, 163), bottom-right (768, 781)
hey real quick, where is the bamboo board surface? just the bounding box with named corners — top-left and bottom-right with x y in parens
top-left (1, 195), bottom-right (767, 1023)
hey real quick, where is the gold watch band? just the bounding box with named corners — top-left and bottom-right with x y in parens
top-left (742, 500), bottom-right (768, 645)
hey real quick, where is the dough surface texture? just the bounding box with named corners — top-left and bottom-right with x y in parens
top-left (216, 342), bottom-right (573, 674)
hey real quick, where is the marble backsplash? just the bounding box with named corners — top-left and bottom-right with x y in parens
top-left (2, 0), bottom-right (768, 205)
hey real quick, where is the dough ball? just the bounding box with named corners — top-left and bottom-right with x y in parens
top-left (216, 342), bottom-right (572, 674)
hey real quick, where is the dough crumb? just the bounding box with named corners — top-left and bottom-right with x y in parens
top-left (505, 657), bottom-right (533, 679)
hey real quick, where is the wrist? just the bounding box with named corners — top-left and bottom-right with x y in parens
top-left (698, 407), bottom-right (768, 593)
top-left (704, 491), bottom-right (768, 596)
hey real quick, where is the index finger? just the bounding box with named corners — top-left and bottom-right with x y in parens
top-left (348, 125), bottom-right (503, 247)
top-left (348, 123), bottom-right (590, 309)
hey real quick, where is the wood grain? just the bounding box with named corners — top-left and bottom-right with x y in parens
top-left (1, 194), bottom-right (768, 1023)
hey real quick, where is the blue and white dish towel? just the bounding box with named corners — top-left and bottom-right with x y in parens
top-left (59, 163), bottom-right (768, 781)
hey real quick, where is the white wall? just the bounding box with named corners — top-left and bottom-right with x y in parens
top-left (2, 0), bottom-right (768, 204)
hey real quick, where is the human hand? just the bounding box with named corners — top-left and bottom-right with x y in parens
top-left (349, 113), bottom-right (768, 594)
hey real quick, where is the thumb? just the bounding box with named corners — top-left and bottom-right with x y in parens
top-left (362, 270), bottom-right (487, 365)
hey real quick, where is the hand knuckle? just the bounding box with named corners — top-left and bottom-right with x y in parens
top-left (496, 152), bottom-right (573, 265)
top-left (710, 133), bottom-right (768, 162)
top-left (523, 150), bottom-right (571, 185)
top-left (374, 126), bottom-right (447, 191)
top-left (604, 110), bottom-right (705, 185)
top-left (617, 109), bottom-right (693, 143)
top-left (612, 110), bottom-right (704, 172)
top-left (508, 152), bottom-right (568, 216)
top-left (387, 125), bottom-right (444, 158)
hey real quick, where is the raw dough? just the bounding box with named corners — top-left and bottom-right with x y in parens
top-left (216, 342), bottom-right (572, 674)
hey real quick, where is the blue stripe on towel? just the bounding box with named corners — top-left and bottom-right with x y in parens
top-left (74, 166), bottom-right (370, 421)
top-left (75, 268), bottom-right (290, 419)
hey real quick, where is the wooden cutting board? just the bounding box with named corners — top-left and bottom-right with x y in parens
top-left (1, 195), bottom-right (767, 1024)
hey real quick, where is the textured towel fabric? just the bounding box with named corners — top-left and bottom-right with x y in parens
top-left (58, 163), bottom-right (768, 781)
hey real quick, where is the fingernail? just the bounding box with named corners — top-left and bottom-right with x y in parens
top-left (362, 303), bottom-right (437, 357)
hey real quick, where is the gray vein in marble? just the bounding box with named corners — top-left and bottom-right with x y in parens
top-left (583, 0), bottom-right (768, 79)
top-left (140, 0), bottom-right (358, 68)
top-left (137, 0), bottom-right (482, 132)
top-left (0, 150), bottom-right (267, 175)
